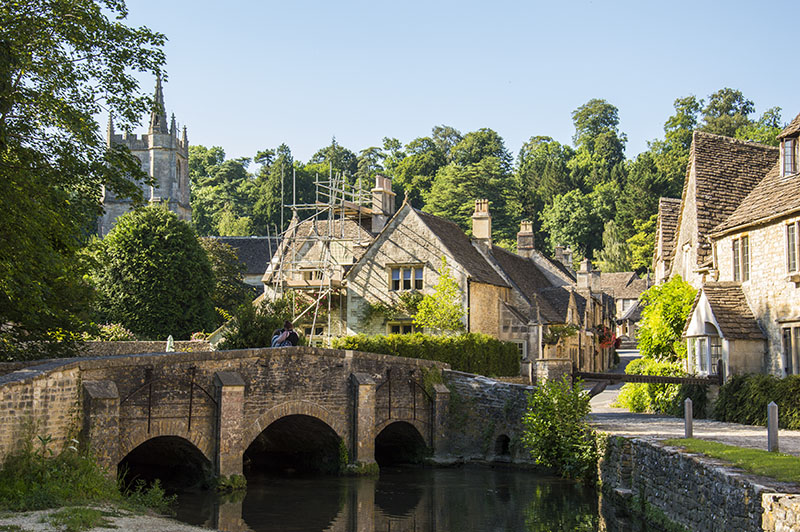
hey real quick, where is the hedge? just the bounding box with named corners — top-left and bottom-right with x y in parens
top-left (614, 357), bottom-right (708, 417)
top-left (331, 332), bottom-right (519, 376)
top-left (714, 374), bottom-right (800, 429)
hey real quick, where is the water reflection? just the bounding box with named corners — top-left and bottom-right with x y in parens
top-left (174, 465), bottom-right (653, 532)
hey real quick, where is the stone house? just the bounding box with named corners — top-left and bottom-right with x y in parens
top-left (344, 199), bottom-right (616, 376)
top-left (658, 131), bottom-right (778, 288)
top-left (100, 77), bottom-right (191, 236)
top-left (653, 197), bottom-right (681, 284)
top-left (683, 116), bottom-right (800, 377)
top-left (599, 271), bottom-right (650, 342)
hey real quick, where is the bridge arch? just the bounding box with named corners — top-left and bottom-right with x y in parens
top-left (375, 421), bottom-right (428, 466)
top-left (119, 423), bottom-right (214, 468)
top-left (242, 400), bottom-right (347, 450)
top-left (118, 435), bottom-right (212, 489)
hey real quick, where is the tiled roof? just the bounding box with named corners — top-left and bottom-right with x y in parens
top-left (679, 131), bottom-right (778, 266)
top-left (619, 300), bottom-right (642, 323)
top-left (656, 197), bottom-right (681, 258)
top-left (684, 282), bottom-right (764, 340)
top-left (489, 245), bottom-right (555, 303)
top-left (599, 272), bottom-right (648, 300)
top-left (778, 112), bottom-right (800, 139)
top-left (536, 287), bottom-right (572, 324)
top-left (414, 209), bottom-right (509, 287)
top-left (209, 236), bottom-right (280, 276)
top-left (712, 162), bottom-right (800, 234)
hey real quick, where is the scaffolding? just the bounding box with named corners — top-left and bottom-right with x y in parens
top-left (265, 166), bottom-right (374, 346)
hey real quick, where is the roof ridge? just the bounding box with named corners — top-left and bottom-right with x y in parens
top-left (693, 129), bottom-right (780, 151)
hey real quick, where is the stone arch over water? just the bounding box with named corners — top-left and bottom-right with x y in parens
top-left (375, 421), bottom-right (428, 466)
top-left (118, 435), bottom-right (212, 489)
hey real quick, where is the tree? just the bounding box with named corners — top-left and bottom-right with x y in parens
top-left (93, 206), bottom-right (216, 340)
top-left (614, 151), bottom-right (670, 238)
top-left (735, 107), bottom-right (784, 146)
top-left (637, 276), bottom-right (697, 362)
top-left (627, 215), bottom-right (657, 274)
top-left (307, 137), bottom-right (358, 181)
top-left (251, 144), bottom-right (295, 234)
top-left (414, 257), bottom-right (465, 333)
top-left (217, 297), bottom-right (292, 350)
top-left (540, 189), bottom-right (606, 258)
top-left (594, 221), bottom-right (631, 273)
top-left (699, 87), bottom-right (754, 137)
top-left (392, 136), bottom-right (446, 207)
top-left (0, 0), bottom-right (165, 359)
top-left (570, 99), bottom-right (627, 184)
top-left (199, 238), bottom-right (252, 324)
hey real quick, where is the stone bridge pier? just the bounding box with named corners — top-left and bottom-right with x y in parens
top-left (77, 347), bottom-right (451, 478)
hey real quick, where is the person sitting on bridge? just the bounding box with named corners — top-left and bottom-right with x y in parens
top-left (271, 321), bottom-right (299, 347)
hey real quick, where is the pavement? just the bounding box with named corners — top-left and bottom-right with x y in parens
top-left (587, 349), bottom-right (800, 456)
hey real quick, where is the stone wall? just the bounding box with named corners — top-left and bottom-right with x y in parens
top-left (441, 370), bottom-right (533, 462)
top-left (81, 341), bottom-right (212, 356)
top-left (599, 435), bottom-right (800, 532)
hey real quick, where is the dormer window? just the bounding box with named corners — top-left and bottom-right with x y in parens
top-left (784, 138), bottom-right (796, 176)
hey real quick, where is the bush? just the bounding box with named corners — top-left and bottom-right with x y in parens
top-left (521, 376), bottom-right (597, 482)
top-left (637, 276), bottom-right (696, 362)
top-left (83, 323), bottom-right (137, 342)
top-left (614, 357), bottom-right (708, 417)
top-left (331, 332), bottom-right (519, 376)
top-left (217, 297), bottom-right (292, 350)
top-left (714, 374), bottom-right (800, 429)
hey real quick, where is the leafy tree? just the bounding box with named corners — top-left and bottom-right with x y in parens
top-left (650, 95), bottom-right (702, 191)
top-left (735, 107), bottom-right (784, 146)
top-left (699, 87), bottom-right (754, 137)
top-left (627, 215), bottom-right (657, 273)
top-left (451, 128), bottom-right (511, 168)
top-left (217, 297), bottom-right (292, 350)
top-left (637, 276), bottom-right (697, 362)
top-left (414, 257), bottom-right (465, 334)
top-left (0, 0), bottom-right (165, 359)
top-left (199, 238), bottom-right (252, 322)
top-left (431, 125), bottom-right (463, 163)
top-left (540, 189), bottom-right (602, 258)
top-left (307, 137), bottom-right (358, 181)
top-left (570, 99), bottom-right (627, 187)
top-left (521, 375), bottom-right (598, 482)
top-left (594, 220), bottom-right (631, 273)
top-left (614, 151), bottom-right (670, 238)
top-left (355, 146), bottom-right (385, 184)
top-left (93, 206), bottom-right (216, 340)
top-left (392, 136), bottom-right (446, 207)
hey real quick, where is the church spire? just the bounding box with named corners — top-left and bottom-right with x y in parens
top-left (149, 74), bottom-right (168, 134)
top-left (181, 125), bottom-right (188, 147)
top-left (170, 113), bottom-right (176, 137)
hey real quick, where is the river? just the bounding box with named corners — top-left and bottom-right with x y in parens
top-left (172, 465), bottom-right (652, 532)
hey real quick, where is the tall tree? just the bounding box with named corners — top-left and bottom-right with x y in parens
top-left (569, 99), bottom-right (627, 188)
top-left (307, 137), bottom-right (358, 181)
top-left (699, 87), bottom-right (754, 137)
top-left (252, 143), bottom-right (295, 234)
top-left (735, 107), bottom-right (784, 146)
top-left (595, 220), bottom-right (631, 273)
top-left (0, 0), bottom-right (165, 359)
top-left (431, 125), bottom-right (463, 163)
top-left (392, 136), bottom-right (446, 207)
top-left (649, 95), bottom-right (701, 192)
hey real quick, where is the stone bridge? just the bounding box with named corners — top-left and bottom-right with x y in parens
top-left (0, 347), bottom-right (455, 479)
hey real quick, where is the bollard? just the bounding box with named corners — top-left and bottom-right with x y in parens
top-left (768, 401), bottom-right (779, 452)
top-left (684, 398), bottom-right (693, 439)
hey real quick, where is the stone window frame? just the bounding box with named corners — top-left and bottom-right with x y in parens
top-left (783, 137), bottom-right (797, 177)
top-left (732, 235), bottom-right (750, 282)
top-left (388, 264), bottom-right (424, 291)
top-left (387, 320), bottom-right (416, 335)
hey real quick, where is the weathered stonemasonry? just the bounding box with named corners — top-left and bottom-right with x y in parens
top-left (440, 370), bottom-right (533, 462)
top-left (599, 435), bottom-right (800, 531)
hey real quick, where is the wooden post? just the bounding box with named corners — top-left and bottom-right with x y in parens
top-left (768, 401), bottom-right (779, 452)
top-left (684, 398), bottom-right (693, 439)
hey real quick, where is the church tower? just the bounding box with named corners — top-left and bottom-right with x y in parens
top-left (99, 76), bottom-right (192, 236)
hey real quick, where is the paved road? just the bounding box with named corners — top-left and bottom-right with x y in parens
top-left (588, 349), bottom-right (800, 456)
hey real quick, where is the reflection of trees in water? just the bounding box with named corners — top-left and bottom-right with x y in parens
top-left (524, 482), bottom-right (599, 532)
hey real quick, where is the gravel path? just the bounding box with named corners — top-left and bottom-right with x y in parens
top-left (588, 349), bottom-right (800, 455)
top-left (0, 508), bottom-right (210, 532)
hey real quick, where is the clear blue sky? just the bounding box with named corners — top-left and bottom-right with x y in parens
top-left (124, 0), bottom-right (799, 165)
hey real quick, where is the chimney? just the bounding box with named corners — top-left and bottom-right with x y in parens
top-left (517, 220), bottom-right (534, 258)
top-left (554, 245), bottom-right (575, 272)
top-left (577, 258), bottom-right (601, 292)
top-left (371, 175), bottom-right (396, 233)
top-left (471, 199), bottom-right (492, 246)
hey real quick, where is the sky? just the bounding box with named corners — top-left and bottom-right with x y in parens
top-left (122, 0), bottom-right (800, 165)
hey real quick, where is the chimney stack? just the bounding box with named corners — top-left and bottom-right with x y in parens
top-left (471, 199), bottom-right (492, 246)
top-left (371, 175), bottom-right (396, 233)
top-left (517, 220), bottom-right (534, 258)
top-left (577, 258), bottom-right (600, 292)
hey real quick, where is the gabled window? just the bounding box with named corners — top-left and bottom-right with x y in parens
top-left (784, 138), bottom-right (796, 176)
top-left (732, 236), bottom-right (749, 282)
top-left (788, 222), bottom-right (799, 273)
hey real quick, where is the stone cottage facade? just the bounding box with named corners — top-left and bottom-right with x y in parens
top-left (663, 116), bottom-right (800, 377)
top-left (99, 77), bottom-right (191, 236)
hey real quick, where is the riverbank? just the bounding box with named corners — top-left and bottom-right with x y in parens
top-left (0, 506), bottom-right (209, 532)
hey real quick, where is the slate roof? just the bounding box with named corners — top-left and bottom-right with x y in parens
top-left (656, 197), bottom-right (681, 258)
top-left (712, 161), bottom-right (800, 235)
top-left (536, 287), bottom-right (573, 324)
top-left (210, 236), bottom-right (280, 276)
top-left (489, 245), bottom-right (555, 303)
top-left (619, 300), bottom-right (642, 323)
top-left (677, 131), bottom-right (778, 266)
top-left (415, 209), bottom-right (509, 287)
top-left (778, 111), bottom-right (800, 140)
top-left (600, 272), bottom-right (648, 300)
top-left (684, 282), bottom-right (765, 340)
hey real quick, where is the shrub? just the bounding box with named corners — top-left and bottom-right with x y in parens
top-left (637, 276), bottom-right (696, 362)
top-left (521, 376), bottom-right (597, 482)
top-left (614, 357), bottom-right (708, 417)
top-left (83, 323), bottom-right (137, 342)
top-left (714, 374), bottom-right (800, 429)
top-left (217, 297), bottom-right (292, 350)
top-left (331, 332), bottom-right (519, 376)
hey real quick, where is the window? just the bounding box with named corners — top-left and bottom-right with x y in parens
top-left (788, 222), bottom-right (798, 273)
top-left (512, 340), bottom-right (527, 360)
top-left (782, 327), bottom-right (800, 376)
top-left (388, 322), bottom-right (416, 334)
top-left (691, 322), bottom-right (722, 375)
top-left (302, 269), bottom-right (322, 281)
top-left (389, 265), bottom-right (423, 291)
top-left (732, 236), bottom-right (749, 281)
top-left (784, 138), bottom-right (796, 176)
